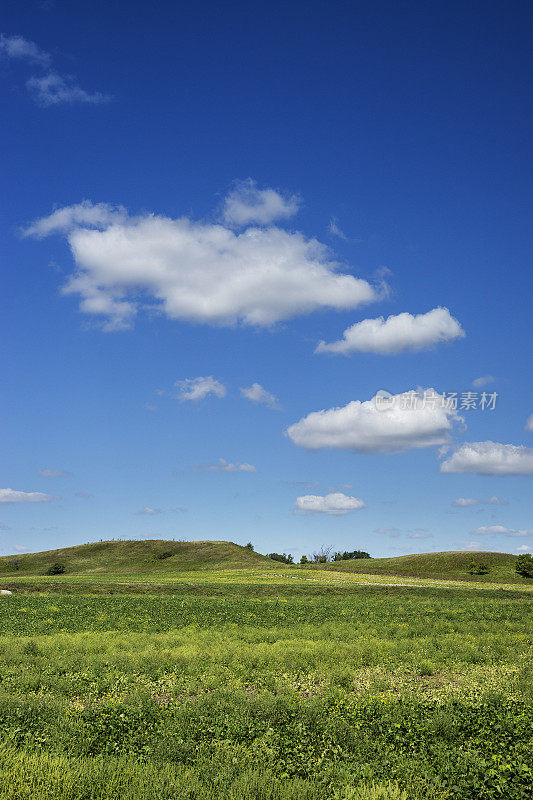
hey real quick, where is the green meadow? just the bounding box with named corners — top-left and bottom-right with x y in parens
top-left (0, 541), bottom-right (531, 799)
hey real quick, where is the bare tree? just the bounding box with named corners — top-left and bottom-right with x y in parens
top-left (312, 544), bottom-right (333, 563)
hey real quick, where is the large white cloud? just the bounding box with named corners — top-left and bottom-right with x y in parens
top-left (294, 492), bottom-right (365, 515)
top-left (0, 488), bottom-right (52, 503)
top-left (286, 389), bottom-right (462, 454)
top-left (440, 441), bottom-right (533, 475)
top-left (24, 198), bottom-right (379, 330)
top-left (316, 308), bottom-right (464, 355)
top-left (222, 179), bottom-right (300, 226)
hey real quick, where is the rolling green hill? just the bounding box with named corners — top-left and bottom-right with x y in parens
top-left (310, 550), bottom-right (526, 584)
top-left (0, 540), bottom-right (277, 576)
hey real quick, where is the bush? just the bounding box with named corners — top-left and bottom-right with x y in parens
top-left (244, 543), bottom-right (254, 551)
top-left (155, 552), bottom-right (173, 560)
top-left (515, 553), bottom-right (533, 577)
top-left (333, 550), bottom-right (371, 561)
top-left (46, 563), bottom-right (65, 575)
top-left (468, 560), bottom-right (489, 575)
top-left (267, 553), bottom-right (293, 564)
top-left (299, 555), bottom-right (309, 564)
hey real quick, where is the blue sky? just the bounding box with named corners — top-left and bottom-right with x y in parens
top-left (1, 0), bottom-right (533, 560)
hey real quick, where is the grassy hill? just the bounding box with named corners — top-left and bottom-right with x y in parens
top-left (310, 550), bottom-right (527, 584)
top-left (0, 540), bottom-right (277, 576)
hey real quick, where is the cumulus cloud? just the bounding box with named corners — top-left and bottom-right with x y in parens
top-left (472, 525), bottom-right (532, 537)
top-left (136, 506), bottom-right (162, 515)
top-left (473, 375), bottom-right (495, 388)
top-left (189, 458), bottom-right (257, 473)
top-left (525, 414), bottom-right (533, 432)
top-left (316, 308), bottom-right (465, 355)
top-left (222, 180), bottom-right (300, 226)
top-left (286, 389), bottom-right (462, 454)
top-left (175, 376), bottom-right (226, 402)
top-left (0, 34), bottom-right (110, 105)
top-left (24, 197), bottom-right (380, 330)
top-left (516, 544), bottom-right (533, 552)
top-left (0, 488), bottom-right (52, 503)
top-left (240, 382), bottom-right (280, 409)
top-left (453, 497), bottom-right (480, 507)
top-left (294, 492), bottom-right (365, 515)
top-left (38, 469), bottom-right (71, 478)
top-left (440, 441), bottom-right (533, 476)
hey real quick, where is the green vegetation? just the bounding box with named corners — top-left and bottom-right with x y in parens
top-left (0, 541), bottom-right (531, 797)
top-left (515, 553), bottom-right (533, 578)
top-left (333, 550), bottom-right (371, 561)
top-left (267, 552), bottom-right (294, 564)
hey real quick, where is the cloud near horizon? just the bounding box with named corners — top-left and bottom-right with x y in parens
top-left (440, 441), bottom-right (533, 475)
top-left (294, 492), bottom-right (365, 515)
top-left (316, 308), bottom-right (464, 355)
top-left (286, 389), bottom-right (462, 454)
top-left (0, 488), bottom-right (53, 503)
top-left (23, 194), bottom-right (381, 330)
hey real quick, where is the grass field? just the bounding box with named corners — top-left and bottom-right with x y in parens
top-left (0, 541), bottom-right (531, 799)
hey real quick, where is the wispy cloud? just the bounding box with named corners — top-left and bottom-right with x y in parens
top-left (328, 218), bottom-right (347, 239)
top-left (472, 525), bottom-right (532, 537)
top-left (0, 33), bottom-right (111, 106)
top-left (188, 458), bottom-right (257, 473)
top-left (136, 506), bottom-right (162, 516)
top-left (175, 376), bottom-right (227, 402)
top-left (472, 375), bottom-right (495, 388)
top-left (38, 468), bottom-right (71, 478)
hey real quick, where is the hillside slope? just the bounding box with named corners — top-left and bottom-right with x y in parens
top-left (0, 540), bottom-right (277, 576)
top-left (310, 551), bottom-right (526, 584)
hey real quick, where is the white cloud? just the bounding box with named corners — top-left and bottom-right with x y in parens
top-left (440, 441), bottom-right (533, 476)
top-left (472, 525), bottom-right (532, 537)
top-left (328, 218), bottom-right (347, 239)
top-left (0, 34), bottom-right (50, 65)
top-left (240, 382), bottom-right (280, 409)
top-left (316, 308), bottom-right (465, 355)
top-left (189, 458), bottom-right (257, 473)
top-left (0, 488), bottom-right (52, 503)
top-left (453, 497), bottom-right (480, 507)
top-left (294, 492), bottom-right (365, 515)
top-left (136, 506), bottom-right (162, 515)
top-left (374, 526), bottom-right (400, 534)
top-left (24, 198), bottom-right (380, 330)
top-left (38, 469), bottom-right (71, 478)
top-left (175, 376), bottom-right (226, 402)
top-left (488, 496), bottom-right (508, 505)
top-left (27, 72), bottom-right (111, 106)
top-left (0, 34), bottom-right (110, 106)
top-left (408, 532), bottom-right (433, 539)
top-left (222, 180), bottom-right (300, 226)
top-left (525, 414), bottom-right (533, 432)
top-left (516, 544), bottom-right (532, 552)
top-left (23, 201), bottom-right (125, 238)
top-left (460, 541), bottom-right (483, 551)
top-left (473, 375), bottom-right (495, 388)
top-left (286, 389), bottom-right (462, 454)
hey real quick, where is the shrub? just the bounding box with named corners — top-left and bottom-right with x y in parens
top-left (515, 553), bottom-right (533, 577)
top-left (46, 562), bottom-right (65, 575)
top-left (333, 550), bottom-right (371, 561)
top-left (312, 545), bottom-right (333, 563)
top-left (244, 543), bottom-right (254, 551)
top-left (468, 560), bottom-right (489, 575)
top-left (299, 555), bottom-right (309, 564)
top-left (267, 553), bottom-right (293, 564)
top-left (155, 552), bottom-right (173, 560)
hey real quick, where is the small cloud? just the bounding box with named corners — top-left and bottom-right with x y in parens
top-left (175, 376), bottom-right (226, 402)
top-left (75, 491), bottom-right (94, 499)
top-left (328, 218), bottom-right (347, 239)
top-left (240, 382), bottom-right (281, 409)
top-left (373, 526), bottom-right (400, 534)
top-left (145, 403), bottom-right (158, 412)
top-left (408, 532), bottom-right (433, 539)
top-left (460, 541), bottom-right (483, 550)
top-left (525, 414), bottom-right (533, 433)
top-left (27, 72), bottom-right (111, 106)
top-left (222, 179), bottom-right (300, 226)
top-left (472, 525), bottom-right (532, 537)
top-left (13, 545), bottom-right (29, 553)
top-left (472, 375), bottom-right (495, 388)
top-left (0, 488), bottom-right (53, 504)
top-left (0, 34), bottom-right (111, 106)
top-left (488, 496), bottom-right (508, 505)
top-left (38, 468), bottom-right (71, 478)
top-left (453, 497), bottom-right (480, 507)
top-left (516, 544), bottom-right (532, 552)
top-left (316, 308), bottom-right (465, 356)
top-left (188, 458), bottom-right (257, 473)
top-left (136, 506), bottom-right (162, 516)
top-left (295, 492), bottom-right (365, 515)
